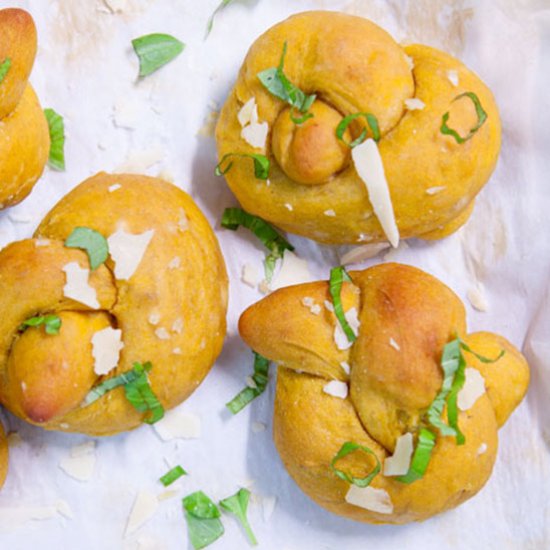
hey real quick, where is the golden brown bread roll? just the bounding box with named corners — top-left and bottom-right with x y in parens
top-left (216, 11), bottom-right (501, 245)
top-left (0, 172), bottom-right (228, 436)
top-left (238, 263), bottom-right (529, 523)
top-left (0, 8), bottom-right (50, 209)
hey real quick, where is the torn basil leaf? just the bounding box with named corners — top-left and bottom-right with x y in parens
top-left (183, 491), bottom-right (225, 550)
top-left (65, 227), bottom-right (109, 270)
top-left (331, 441), bottom-right (381, 488)
top-left (124, 361), bottom-right (164, 424)
top-left (329, 266), bottom-right (357, 344)
top-left (0, 58), bottom-right (11, 84)
top-left (397, 428), bottom-right (436, 484)
top-left (215, 153), bottom-right (270, 180)
top-left (44, 108), bottom-right (65, 171)
top-left (440, 92), bottom-right (487, 144)
top-left (20, 314), bottom-right (62, 335)
top-left (132, 33), bottom-right (185, 77)
top-left (219, 488), bottom-right (257, 546)
top-left (205, 0), bottom-right (234, 37)
top-left (226, 352), bottom-right (270, 415)
top-left (336, 112), bottom-right (381, 147)
top-left (160, 465), bottom-right (187, 487)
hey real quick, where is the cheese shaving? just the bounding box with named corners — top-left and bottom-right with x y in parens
top-left (271, 250), bottom-right (313, 291)
top-left (383, 433), bottom-right (413, 476)
top-left (323, 380), bottom-right (348, 399)
top-left (340, 243), bottom-right (390, 265)
top-left (458, 368), bottom-right (486, 411)
top-left (153, 408), bottom-right (201, 441)
top-left (107, 228), bottom-right (154, 280)
top-left (62, 262), bottom-right (99, 309)
top-left (59, 441), bottom-right (96, 482)
top-left (447, 69), bottom-right (459, 87)
top-left (352, 139), bottom-right (399, 248)
top-left (91, 327), bottom-right (124, 376)
top-left (345, 485), bottom-right (393, 514)
top-left (404, 98), bottom-right (425, 111)
top-left (333, 307), bottom-right (360, 350)
top-left (125, 490), bottom-right (158, 537)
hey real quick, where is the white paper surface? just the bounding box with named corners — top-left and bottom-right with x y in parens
top-left (0, 1), bottom-right (548, 549)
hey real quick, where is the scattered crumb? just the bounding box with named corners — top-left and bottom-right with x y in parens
top-left (477, 443), bottom-right (488, 456)
top-left (323, 380), bottom-right (349, 399)
top-left (168, 256), bottom-right (181, 270)
top-left (108, 183), bottom-right (122, 193)
top-left (404, 98), bottom-right (425, 111)
top-left (447, 69), bottom-right (459, 87)
top-left (148, 312), bottom-right (161, 326)
top-left (58, 441), bottom-right (96, 482)
top-left (284, 203), bottom-right (293, 211)
top-left (340, 361), bottom-right (351, 375)
top-left (324, 209), bottom-right (336, 217)
top-left (155, 328), bottom-right (171, 340)
top-left (389, 338), bottom-right (401, 351)
top-left (467, 284), bottom-right (489, 312)
top-left (241, 263), bottom-right (258, 288)
top-left (252, 422), bottom-right (266, 433)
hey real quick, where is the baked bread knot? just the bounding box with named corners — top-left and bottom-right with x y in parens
top-left (0, 173), bottom-right (228, 436)
top-left (216, 11), bottom-right (501, 244)
top-left (0, 8), bottom-right (49, 209)
top-left (239, 263), bottom-right (528, 523)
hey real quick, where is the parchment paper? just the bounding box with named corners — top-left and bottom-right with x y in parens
top-left (0, 1), bottom-right (548, 549)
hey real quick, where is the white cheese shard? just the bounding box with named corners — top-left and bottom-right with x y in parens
top-left (168, 256), bottom-right (181, 269)
top-left (238, 98), bottom-right (258, 127)
top-left (113, 96), bottom-right (141, 129)
top-left (241, 263), bottom-right (258, 288)
top-left (115, 146), bottom-right (164, 173)
top-left (324, 209), bottom-right (336, 217)
top-left (340, 243), bottom-right (390, 265)
top-left (467, 284), bottom-right (489, 312)
top-left (426, 185), bottom-right (446, 195)
top-left (271, 250), bottom-right (313, 291)
top-left (458, 368), bottom-right (486, 411)
top-left (177, 209), bottom-right (188, 232)
top-left (59, 441), bottom-right (96, 482)
top-left (153, 408), bottom-right (201, 441)
top-left (301, 296), bottom-right (321, 315)
top-left (172, 318), bottom-right (184, 334)
top-left (383, 433), bottom-right (413, 476)
top-left (35, 238), bottom-right (51, 247)
top-left (0, 503), bottom-right (65, 530)
top-left (148, 312), bottom-right (161, 326)
top-left (62, 262), bottom-right (99, 309)
top-left (324, 300), bottom-right (334, 313)
top-left (389, 338), bottom-right (401, 351)
top-left (107, 228), bottom-right (154, 280)
top-left (340, 361), bottom-right (351, 375)
top-left (125, 490), bottom-right (159, 537)
top-left (155, 328), bottom-right (171, 340)
top-left (261, 495), bottom-right (277, 522)
top-left (252, 421), bottom-right (267, 433)
top-left (333, 307), bottom-right (360, 350)
top-left (345, 485), bottom-right (393, 514)
top-left (404, 98), bottom-right (425, 111)
top-left (404, 55), bottom-right (414, 70)
top-left (8, 212), bottom-right (31, 224)
top-left (323, 380), bottom-right (349, 399)
top-left (91, 327), bottom-right (123, 376)
top-left (238, 98), bottom-right (268, 149)
top-left (447, 69), bottom-right (459, 87)
top-left (172, 347), bottom-right (182, 355)
top-left (352, 139), bottom-right (399, 248)
top-left (108, 183), bottom-right (122, 192)
top-left (477, 442), bottom-right (488, 456)
top-left (284, 203), bottom-right (293, 211)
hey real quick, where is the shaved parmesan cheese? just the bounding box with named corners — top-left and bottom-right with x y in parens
top-left (172, 318), bottom-right (184, 334)
top-left (426, 185), bottom-right (446, 195)
top-left (59, 441), bottom-right (96, 482)
top-left (238, 98), bottom-right (258, 127)
top-left (404, 98), bottom-right (425, 111)
top-left (357, 233), bottom-right (373, 242)
top-left (340, 243), bottom-right (390, 265)
top-left (155, 328), bottom-right (170, 340)
top-left (242, 263), bottom-right (258, 288)
top-left (333, 307), bottom-right (360, 350)
top-left (168, 256), bottom-right (181, 269)
top-left (383, 240), bottom-right (409, 262)
top-left (404, 55), bottom-right (414, 70)
top-left (324, 300), bottom-right (334, 313)
top-left (271, 250), bottom-right (313, 291)
top-left (389, 338), bottom-right (400, 351)
top-left (352, 139), bottom-right (399, 248)
top-left (477, 443), bottom-right (488, 456)
top-left (284, 203), bottom-right (293, 211)
top-left (153, 408), bottom-right (201, 441)
top-left (35, 238), bottom-right (51, 247)
top-left (467, 284), bottom-right (489, 312)
top-left (172, 347), bottom-right (182, 355)
top-left (447, 69), bottom-right (459, 87)
top-left (383, 433), bottom-right (413, 476)
top-left (8, 212), bottom-right (31, 224)
top-left (107, 229), bottom-right (154, 280)
top-left (113, 96), bottom-right (141, 129)
top-left (91, 327), bottom-right (123, 376)
top-left (242, 122), bottom-right (269, 150)
top-left (345, 485), bottom-right (393, 514)
top-left (115, 146), bottom-right (164, 173)
top-left (108, 183), bottom-right (122, 192)
top-left (148, 312), bottom-right (161, 326)
top-left (261, 495), bottom-right (277, 522)
top-left (125, 490), bottom-right (158, 537)
top-left (252, 422), bottom-right (266, 433)
top-left (323, 380), bottom-right (348, 399)
top-left (177, 209), bottom-right (188, 232)
top-left (301, 296), bottom-right (321, 315)
top-left (0, 503), bottom-right (65, 531)
top-left (458, 368), bottom-right (486, 411)
top-left (62, 262), bottom-right (99, 309)
top-left (324, 209), bottom-right (336, 217)
top-left (340, 361), bottom-right (351, 375)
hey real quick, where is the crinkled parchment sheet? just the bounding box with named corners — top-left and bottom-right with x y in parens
top-left (0, 0), bottom-right (548, 549)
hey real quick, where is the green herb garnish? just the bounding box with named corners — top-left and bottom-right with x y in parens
top-left (397, 428), bottom-right (436, 484)
top-left (226, 352), bottom-right (270, 415)
top-left (331, 441), bottom-right (381, 488)
top-left (20, 314), bottom-right (62, 335)
top-left (440, 92), bottom-right (487, 144)
top-left (65, 227), bottom-right (109, 270)
top-left (83, 366), bottom-right (143, 406)
top-left (329, 266), bottom-right (357, 344)
top-left (160, 465), bottom-right (187, 487)
top-left (124, 361), bottom-right (164, 424)
top-left (183, 491), bottom-right (225, 550)
top-left (0, 58), bottom-right (11, 84)
top-left (131, 33), bottom-right (185, 77)
top-left (206, 0), bottom-right (234, 37)
top-left (44, 108), bottom-right (65, 171)
top-left (219, 488), bottom-right (257, 546)
top-left (221, 207), bottom-right (294, 283)
top-left (215, 153), bottom-right (270, 180)
top-left (336, 112), bottom-right (381, 147)
top-left (258, 42), bottom-right (316, 124)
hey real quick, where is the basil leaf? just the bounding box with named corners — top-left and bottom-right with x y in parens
top-left (221, 207), bottom-right (294, 283)
top-left (183, 491), bottom-right (225, 550)
top-left (215, 153), bottom-right (270, 180)
top-left (124, 361), bottom-right (165, 424)
top-left (206, 0), bottom-right (234, 37)
top-left (0, 58), bottom-right (11, 84)
top-left (82, 365), bottom-right (146, 406)
top-left (459, 340), bottom-right (505, 364)
top-left (20, 314), bottom-right (62, 335)
top-left (132, 33), bottom-right (185, 77)
top-left (65, 227), bottom-right (109, 270)
top-left (336, 112), bottom-right (381, 147)
top-left (258, 42), bottom-right (316, 121)
top-left (219, 488), bottom-right (257, 546)
top-left (329, 266), bottom-right (357, 344)
top-left (440, 92), bottom-right (487, 144)
top-left (160, 465), bottom-right (187, 487)
top-left (397, 428), bottom-right (436, 484)
top-left (330, 441), bottom-right (381, 488)
top-left (226, 352), bottom-right (270, 415)
top-left (44, 108), bottom-right (65, 171)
